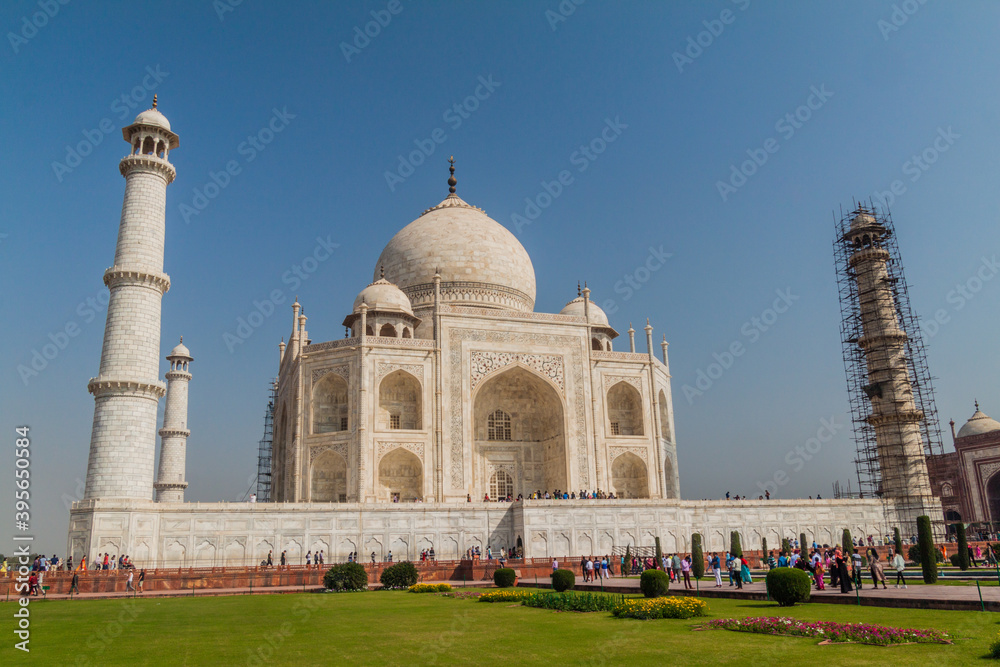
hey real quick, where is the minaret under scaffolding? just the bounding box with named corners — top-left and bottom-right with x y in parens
top-left (835, 204), bottom-right (944, 534)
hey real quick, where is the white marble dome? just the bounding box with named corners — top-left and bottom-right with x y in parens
top-left (168, 339), bottom-right (191, 359)
top-left (560, 296), bottom-right (609, 326)
top-left (353, 278), bottom-right (413, 315)
top-left (958, 404), bottom-right (1000, 438)
top-left (374, 194), bottom-right (536, 311)
top-left (133, 107), bottom-right (171, 131)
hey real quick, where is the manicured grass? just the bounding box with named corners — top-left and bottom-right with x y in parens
top-left (2, 589), bottom-right (999, 665)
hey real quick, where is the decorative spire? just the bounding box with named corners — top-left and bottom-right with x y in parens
top-left (448, 156), bottom-right (457, 194)
top-left (380, 265), bottom-right (385, 279)
top-left (577, 282), bottom-right (581, 297)
top-left (153, 94), bottom-right (158, 109)
top-left (976, 399), bottom-right (981, 411)
top-left (179, 335), bottom-right (183, 344)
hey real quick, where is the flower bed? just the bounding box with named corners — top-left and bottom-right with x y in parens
top-left (611, 596), bottom-right (708, 619)
top-left (408, 583), bottom-right (452, 593)
top-left (478, 589), bottom-right (530, 603)
top-left (707, 617), bottom-right (949, 646)
top-left (520, 591), bottom-right (617, 612)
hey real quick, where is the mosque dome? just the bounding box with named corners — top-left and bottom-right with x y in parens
top-left (353, 277), bottom-right (413, 316)
top-left (957, 402), bottom-right (1000, 438)
top-left (133, 107), bottom-right (171, 131)
top-left (374, 191), bottom-right (536, 312)
top-left (560, 296), bottom-right (609, 326)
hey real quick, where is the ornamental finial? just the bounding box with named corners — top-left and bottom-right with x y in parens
top-left (153, 94), bottom-right (158, 109)
top-left (380, 265), bottom-right (385, 279)
top-left (448, 156), bottom-right (457, 194)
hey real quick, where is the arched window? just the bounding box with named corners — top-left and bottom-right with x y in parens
top-left (378, 370), bottom-right (421, 430)
top-left (941, 483), bottom-right (954, 497)
top-left (402, 327), bottom-right (412, 338)
top-left (658, 390), bottom-right (671, 441)
top-left (605, 340), bottom-right (612, 351)
top-left (592, 338), bottom-right (602, 351)
top-left (156, 140), bottom-right (165, 158)
top-left (487, 410), bottom-right (511, 441)
top-left (379, 323), bottom-right (396, 337)
top-left (365, 325), bottom-right (374, 336)
top-left (490, 470), bottom-right (514, 499)
top-left (142, 136), bottom-right (155, 154)
top-left (607, 381), bottom-right (643, 436)
top-left (313, 374), bottom-right (349, 434)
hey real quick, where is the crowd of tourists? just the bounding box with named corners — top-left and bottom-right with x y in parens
top-left (471, 489), bottom-right (620, 502)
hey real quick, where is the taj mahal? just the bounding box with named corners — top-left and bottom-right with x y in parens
top-left (68, 99), bottom-right (942, 567)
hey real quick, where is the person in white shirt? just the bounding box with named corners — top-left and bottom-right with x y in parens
top-left (891, 551), bottom-right (907, 588)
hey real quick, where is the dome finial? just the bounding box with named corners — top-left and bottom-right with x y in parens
top-left (153, 94), bottom-right (158, 109)
top-left (976, 399), bottom-right (980, 411)
top-left (577, 282), bottom-right (581, 297)
top-left (380, 264), bottom-right (385, 279)
top-left (179, 335), bottom-right (183, 344)
top-left (448, 156), bottom-right (457, 194)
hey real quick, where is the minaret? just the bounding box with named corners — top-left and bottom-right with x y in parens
top-left (84, 95), bottom-right (178, 500)
top-left (844, 207), bottom-right (935, 509)
top-left (155, 339), bottom-right (192, 502)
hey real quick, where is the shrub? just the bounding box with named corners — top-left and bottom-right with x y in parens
top-left (761, 537), bottom-right (768, 559)
top-left (380, 561), bottom-right (418, 590)
top-left (478, 589), bottom-right (529, 603)
top-left (800, 532), bottom-right (808, 551)
top-left (917, 515), bottom-right (938, 584)
top-left (522, 591), bottom-right (616, 612)
top-left (782, 538), bottom-right (792, 556)
top-left (493, 567), bottom-right (516, 588)
top-left (730, 531), bottom-right (742, 558)
top-left (640, 569), bottom-right (670, 598)
top-left (551, 568), bottom-right (575, 592)
top-left (907, 543), bottom-right (943, 565)
top-left (949, 554), bottom-right (962, 567)
top-left (655, 536), bottom-right (663, 568)
top-left (436, 583), bottom-right (452, 592)
top-left (990, 633), bottom-right (1000, 659)
top-left (842, 529), bottom-right (853, 556)
top-left (893, 527), bottom-right (903, 556)
top-left (408, 583), bottom-right (445, 593)
top-left (612, 596), bottom-right (708, 619)
top-left (691, 534), bottom-right (705, 579)
top-left (956, 522), bottom-right (970, 571)
top-left (765, 567), bottom-right (811, 607)
top-left (323, 562), bottom-right (368, 591)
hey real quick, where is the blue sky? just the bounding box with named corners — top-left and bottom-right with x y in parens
top-left (2, 0), bottom-right (998, 553)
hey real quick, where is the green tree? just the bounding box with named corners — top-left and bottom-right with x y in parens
top-left (955, 522), bottom-right (970, 571)
top-left (917, 515), bottom-right (938, 583)
top-left (761, 537), bottom-right (768, 558)
top-left (781, 537), bottom-right (791, 556)
top-left (691, 533), bottom-right (705, 579)
top-left (893, 527), bottom-right (903, 556)
top-left (730, 531), bottom-right (742, 558)
top-left (654, 536), bottom-right (663, 569)
top-left (800, 532), bottom-right (808, 551)
top-left (842, 528), bottom-right (853, 556)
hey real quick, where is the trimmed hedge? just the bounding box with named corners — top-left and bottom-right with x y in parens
top-left (917, 515), bottom-right (937, 583)
top-left (730, 531), bottom-right (743, 558)
top-left (640, 569), bottom-right (670, 598)
top-left (908, 544), bottom-right (943, 565)
top-left (380, 561), bottom-right (418, 590)
top-left (842, 529), bottom-right (853, 557)
top-left (765, 567), bottom-right (811, 607)
top-left (691, 533), bottom-right (705, 579)
top-left (323, 562), bottom-right (369, 591)
top-left (655, 536), bottom-right (663, 568)
top-left (956, 522), bottom-right (970, 571)
top-left (893, 527), bottom-right (903, 557)
top-left (493, 567), bottom-right (516, 588)
top-left (800, 532), bottom-right (808, 552)
top-left (551, 568), bottom-right (575, 592)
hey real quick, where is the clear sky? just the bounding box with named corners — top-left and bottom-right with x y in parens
top-left (2, 0), bottom-right (998, 554)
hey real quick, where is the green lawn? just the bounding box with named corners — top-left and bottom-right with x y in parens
top-left (3, 589), bottom-right (999, 665)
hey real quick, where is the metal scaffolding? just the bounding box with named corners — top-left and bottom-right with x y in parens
top-left (833, 203), bottom-right (944, 532)
top-left (255, 379), bottom-right (277, 502)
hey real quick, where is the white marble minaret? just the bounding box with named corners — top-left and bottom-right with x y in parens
top-left (84, 96), bottom-right (178, 500)
top-left (155, 339), bottom-right (192, 502)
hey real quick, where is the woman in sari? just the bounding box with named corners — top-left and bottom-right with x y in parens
top-left (740, 555), bottom-right (752, 583)
top-left (868, 548), bottom-right (888, 589)
top-left (813, 553), bottom-right (825, 590)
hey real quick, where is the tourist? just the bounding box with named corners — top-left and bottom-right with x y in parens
top-left (70, 571), bottom-right (80, 595)
top-left (671, 553), bottom-right (682, 583)
top-left (66, 556), bottom-right (73, 572)
top-left (829, 550), bottom-right (839, 588)
top-left (583, 557), bottom-right (592, 582)
top-left (868, 549), bottom-right (887, 589)
top-left (267, 551), bottom-right (273, 567)
top-left (280, 550), bottom-right (287, 566)
top-left (138, 568), bottom-right (145, 593)
top-left (813, 552), bottom-right (825, 590)
top-left (28, 572), bottom-right (40, 596)
top-left (126, 569), bottom-right (135, 593)
top-left (740, 555), bottom-right (752, 584)
top-left (971, 545), bottom-right (980, 568)
top-left (777, 552), bottom-right (788, 568)
top-left (387, 551), bottom-right (393, 563)
top-left (552, 558), bottom-right (558, 573)
top-left (732, 557), bottom-right (743, 590)
top-left (835, 547), bottom-right (852, 593)
top-left (891, 550), bottom-right (907, 588)
top-left (103, 553), bottom-right (110, 570)
top-left (851, 548), bottom-right (863, 590)
top-left (601, 556), bottom-right (610, 579)
top-left (681, 556), bottom-right (693, 590)
top-left (711, 553), bottom-right (722, 587)
top-left (306, 551), bottom-right (312, 566)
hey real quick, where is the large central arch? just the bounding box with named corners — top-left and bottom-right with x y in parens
top-left (473, 365), bottom-right (567, 496)
top-left (987, 472), bottom-right (1000, 523)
